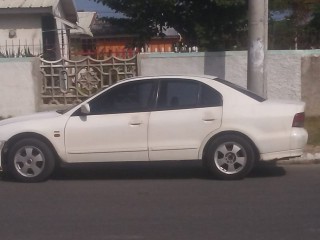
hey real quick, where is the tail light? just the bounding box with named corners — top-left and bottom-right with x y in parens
top-left (292, 112), bottom-right (305, 128)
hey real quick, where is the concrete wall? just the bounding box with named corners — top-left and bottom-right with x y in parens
top-left (0, 15), bottom-right (43, 56)
top-left (0, 58), bottom-right (41, 118)
top-left (139, 50), bottom-right (320, 101)
top-left (139, 50), bottom-right (320, 115)
top-left (302, 55), bottom-right (320, 116)
top-left (0, 7), bottom-right (71, 59)
top-left (0, 50), bottom-right (319, 118)
top-left (55, 2), bottom-right (72, 59)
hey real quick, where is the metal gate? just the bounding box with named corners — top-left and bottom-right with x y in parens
top-left (40, 55), bottom-right (138, 106)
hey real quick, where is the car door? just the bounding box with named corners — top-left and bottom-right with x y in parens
top-left (64, 80), bottom-right (156, 163)
top-left (148, 78), bottom-right (223, 161)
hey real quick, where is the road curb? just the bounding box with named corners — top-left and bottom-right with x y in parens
top-left (277, 152), bottom-right (320, 165)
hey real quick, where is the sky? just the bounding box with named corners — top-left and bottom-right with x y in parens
top-left (74, 0), bottom-right (121, 17)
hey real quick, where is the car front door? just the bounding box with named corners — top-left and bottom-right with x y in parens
top-left (148, 79), bottom-right (223, 161)
top-left (64, 80), bottom-right (156, 163)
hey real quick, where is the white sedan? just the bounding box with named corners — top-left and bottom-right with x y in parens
top-left (0, 75), bottom-right (308, 182)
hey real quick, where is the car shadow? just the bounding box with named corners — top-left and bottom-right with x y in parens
top-left (249, 161), bottom-right (287, 178)
top-left (0, 161), bottom-right (286, 182)
top-left (46, 160), bottom-right (287, 181)
top-left (52, 161), bottom-right (206, 181)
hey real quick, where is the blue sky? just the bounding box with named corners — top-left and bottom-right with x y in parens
top-left (74, 0), bottom-right (121, 17)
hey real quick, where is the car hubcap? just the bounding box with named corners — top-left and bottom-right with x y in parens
top-left (14, 146), bottom-right (45, 177)
top-left (214, 142), bottom-right (247, 174)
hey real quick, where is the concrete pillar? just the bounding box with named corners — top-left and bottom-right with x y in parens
top-left (247, 0), bottom-right (268, 98)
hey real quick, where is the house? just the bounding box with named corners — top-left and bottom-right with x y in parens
top-left (0, 0), bottom-right (88, 60)
top-left (70, 11), bottom-right (96, 58)
top-left (70, 12), bottom-right (181, 59)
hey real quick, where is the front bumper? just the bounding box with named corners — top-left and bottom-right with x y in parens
top-left (0, 141), bottom-right (6, 171)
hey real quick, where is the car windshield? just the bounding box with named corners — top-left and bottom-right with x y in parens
top-left (214, 78), bottom-right (266, 102)
top-left (55, 85), bottom-right (115, 114)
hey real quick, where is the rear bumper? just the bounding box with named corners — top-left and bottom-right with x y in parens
top-left (290, 128), bottom-right (308, 150)
top-left (261, 149), bottom-right (304, 161)
top-left (261, 128), bottom-right (308, 161)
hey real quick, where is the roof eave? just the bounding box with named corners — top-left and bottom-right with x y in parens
top-left (0, 7), bottom-right (52, 15)
top-left (58, 0), bottom-right (78, 23)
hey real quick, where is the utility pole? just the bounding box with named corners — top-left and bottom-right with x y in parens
top-left (247, 0), bottom-right (268, 98)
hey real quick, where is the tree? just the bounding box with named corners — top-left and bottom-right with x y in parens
top-left (269, 0), bottom-right (320, 49)
top-left (93, 0), bottom-right (248, 51)
top-left (93, 0), bottom-right (320, 51)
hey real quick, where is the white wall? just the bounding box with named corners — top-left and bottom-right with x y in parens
top-left (0, 15), bottom-right (42, 56)
top-left (139, 50), bottom-right (320, 101)
top-left (1, 50), bottom-right (319, 117)
top-left (0, 9), bottom-right (72, 59)
top-left (0, 58), bottom-right (40, 118)
top-left (54, 3), bottom-right (72, 59)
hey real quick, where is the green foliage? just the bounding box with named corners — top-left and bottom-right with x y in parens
top-left (94, 0), bottom-right (320, 50)
top-left (305, 116), bottom-right (320, 145)
top-left (0, 47), bottom-right (35, 58)
top-left (94, 0), bottom-right (248, 51)
top-left (269, 1), bottom-right (320, 49)
top-left (0, 116), bottom-right (10, 120)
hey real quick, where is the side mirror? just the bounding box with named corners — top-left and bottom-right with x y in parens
top-left (80, 103), bottom-right (90, 115)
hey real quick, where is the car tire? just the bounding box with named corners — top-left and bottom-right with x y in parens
top-left (204, 134), bottom-right (256, 180)
top-left (7, 138), bottom-right (55, 182)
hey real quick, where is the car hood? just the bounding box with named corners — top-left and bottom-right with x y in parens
top-left (0, 111), bottom-right (61, 127)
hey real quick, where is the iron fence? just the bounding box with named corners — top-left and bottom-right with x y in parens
top-left (40, 55), bottom-right (138, 106)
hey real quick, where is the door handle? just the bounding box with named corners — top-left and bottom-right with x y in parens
top-left (202, 118), bottom-right (215, 122)
top-left (129, 121), bottom-right (142, 126)
top-left (202, 118), bottom-right (216, 123)
top-left (202, 112), bottom-right (216, 122)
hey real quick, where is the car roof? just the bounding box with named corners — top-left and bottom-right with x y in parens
top-left (121, 74), bottom-right (266, 102)
top-left (121, 74), bottom-right (219, 82)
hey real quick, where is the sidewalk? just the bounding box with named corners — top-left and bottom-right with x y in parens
top-left (277, 145), bottom-right (320, 165)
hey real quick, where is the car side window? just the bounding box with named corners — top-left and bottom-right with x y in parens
top-left (156, 79), bottom-right (223, 111)
top-left (157, 79), bottom-right (200, 110)
top-left (88, 80), bottom-right (155, 115)
top-left (200, 84), bottom-right (223, 107)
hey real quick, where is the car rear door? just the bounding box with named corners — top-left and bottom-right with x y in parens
top-left (148, 78), bottom-right (223, 161)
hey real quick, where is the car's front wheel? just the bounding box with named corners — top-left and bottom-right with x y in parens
top-left (204, 134), bottom-right (256, 180)
top-left (7, 138), bottom-right (55, 182)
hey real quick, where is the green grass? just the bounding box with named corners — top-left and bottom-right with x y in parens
top-left (305, 116), bottom-right (320, 145)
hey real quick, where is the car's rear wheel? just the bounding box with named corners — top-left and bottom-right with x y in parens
top-left (204, 134), bottom-right (256, 180)
top-left (8, 138), bottom-right (55, 182)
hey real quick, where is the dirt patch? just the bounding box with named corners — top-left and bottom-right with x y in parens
top-left (304, 145), bottom-right (320, 154)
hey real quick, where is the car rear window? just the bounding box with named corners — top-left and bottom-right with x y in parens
top-left (214, 78), bottom-right (266, 102)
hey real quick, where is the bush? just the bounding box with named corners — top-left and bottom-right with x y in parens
top-left (305, 116), bottom-right (320, 145)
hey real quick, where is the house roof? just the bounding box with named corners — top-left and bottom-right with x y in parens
top-left (0, 0), bottom-right (58, 8)
top-left (71, 11), bottom-right (96, 35)
top-left (162, 27), bottom-right (180, 37)
top-left (0, 0), bottom-right (77, 23)
top-left (72, 18), bottom-right (180, 39)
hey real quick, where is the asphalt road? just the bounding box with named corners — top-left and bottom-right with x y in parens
top-left (0, 162), bottom-right (319, 240)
